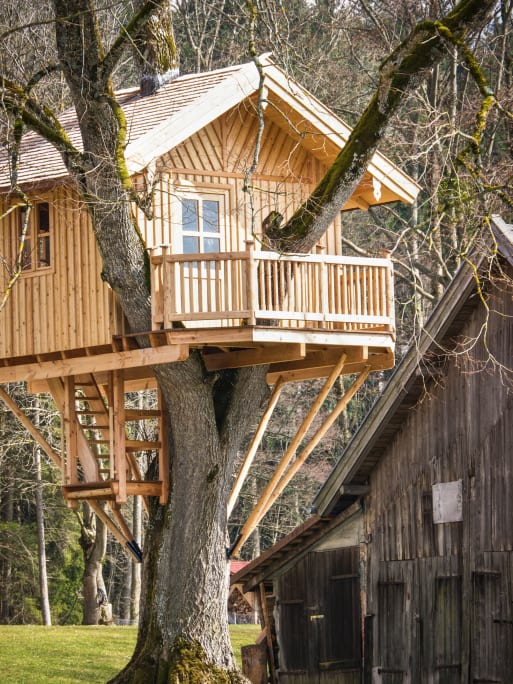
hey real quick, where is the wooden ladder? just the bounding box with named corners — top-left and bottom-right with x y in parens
top-left (61, 371), bottom-right (169, 507)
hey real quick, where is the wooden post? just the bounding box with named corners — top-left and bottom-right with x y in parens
top-left (161, 245), bottom-right (170, 329)
top-left (158, 387), bottom-right (170, 504)
top-left (246, 240), bottom-right (257, 326)
top-left (111, 370), bottom-right (126, 504)
top-left (259, 583), bottom-right (277, 684)
top-left (231, 353), bottom-right (347, 557)
top-left (63, 376), bottom-right (78, 487)
top-left (228, 375), bottom-right (286, 517)
top-left (380, 249), bottom-right (394, 334)
top-left (317, 244), bottom-right (328, 328)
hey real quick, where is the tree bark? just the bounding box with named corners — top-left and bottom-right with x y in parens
top-left (80, 503), bottom-right (109, 625)
top-left (33, 400), bottom-right (51, 626)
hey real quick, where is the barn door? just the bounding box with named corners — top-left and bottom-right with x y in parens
top-left (277, 547), bottom-right (361, 682)
top-left (470, 553), bottom-right (513, 683)
top-left (375, 561), bottom-right (415, 683)
top-left (317, 547), bottom-right (361, 673)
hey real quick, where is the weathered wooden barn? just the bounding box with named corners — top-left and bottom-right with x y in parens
top-left (233, 215), bottom-right (513, 683)
top-left (0, 55), bottom-right (418, 556)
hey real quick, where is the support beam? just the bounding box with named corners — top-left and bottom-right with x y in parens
top-left (251, 367), bottom-right (371, 526)
top-left (0, 384), bottom-right (137, 559)
top-left (0, 385), bottom-right (61, 468)
top-left (110, 370), bottom-right (126, 504)
top-left (231, 354), bottom-right (347, 557)
top-left (203, 344), bottom-right (306, 371)
top-left (0, 344), bottom-right (189, 383)
top-left (227, 375), bottom-right (286, 517)
top-left (231, 365), bottom-right (370, 558)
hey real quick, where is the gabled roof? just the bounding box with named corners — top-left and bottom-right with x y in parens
top-left (313, 215), bottom-right (513, 516)
top-left (0, 55), bottom-right (420, 206)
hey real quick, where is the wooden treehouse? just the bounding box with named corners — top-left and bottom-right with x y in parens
top-left (0, 55), bottom-right (419, 559)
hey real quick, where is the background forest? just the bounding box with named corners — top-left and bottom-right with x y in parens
top-left (0, 0), bottom-right (511, 625)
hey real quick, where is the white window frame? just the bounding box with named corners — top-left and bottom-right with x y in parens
top-left (171, 189), bottom-right (225, 257)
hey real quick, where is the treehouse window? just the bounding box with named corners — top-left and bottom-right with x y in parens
top-left (180, 197), bottom-right (221, 254)
top-left (18, 202), bottom-right (51, 273)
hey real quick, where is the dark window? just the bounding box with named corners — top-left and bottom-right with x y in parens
top-left (18, 202), bottom-right (51, 273)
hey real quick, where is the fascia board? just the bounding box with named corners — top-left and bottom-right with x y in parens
top-left (264, 64), bottom-right (421, 204)
top-left (125, 62), bottom-right (260, 174)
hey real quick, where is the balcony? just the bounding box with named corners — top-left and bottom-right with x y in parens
top-left (149, 244), bottom-right (396, 380)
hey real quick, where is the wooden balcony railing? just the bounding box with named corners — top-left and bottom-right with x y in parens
top-left (149, 244), bottom-right (395, 336)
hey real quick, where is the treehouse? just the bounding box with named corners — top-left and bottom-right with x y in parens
top-left (0, 55), bottom-right (419, 557)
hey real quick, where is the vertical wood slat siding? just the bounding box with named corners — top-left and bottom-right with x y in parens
top-left (0, 188), bottom-right (112, 359)
top-left (366, 273), bottom-right (513, 680)
top-left (1, 101), bottom-right (349, 360)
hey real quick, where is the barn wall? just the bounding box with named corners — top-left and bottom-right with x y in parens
top-left (365, 270), bottom-right (513, 682)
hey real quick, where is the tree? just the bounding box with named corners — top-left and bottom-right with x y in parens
top-left (0, 0), bottom-right (503, 680)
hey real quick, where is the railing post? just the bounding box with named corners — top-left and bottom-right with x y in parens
top-left (246, 240), bottom-right (257, 326)
top-left (380, 249), bottom-right (395, 334)
top-left (317, 244), bottom-right (328, 328)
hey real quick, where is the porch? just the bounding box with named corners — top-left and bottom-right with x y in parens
top-left (149, 243), bottom-right (396, 379)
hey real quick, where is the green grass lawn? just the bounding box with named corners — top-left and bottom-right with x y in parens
top-left (0, 624), bottom-right (260, 683)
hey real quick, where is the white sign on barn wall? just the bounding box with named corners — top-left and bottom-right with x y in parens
top-left (432, 480), bottom-right (463, 524)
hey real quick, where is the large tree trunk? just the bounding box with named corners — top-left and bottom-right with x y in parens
top-left (33, 405), bottom-right (51, 626)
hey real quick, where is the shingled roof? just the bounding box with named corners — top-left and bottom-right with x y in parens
top-left (0, 55), bottom-right (420, 205)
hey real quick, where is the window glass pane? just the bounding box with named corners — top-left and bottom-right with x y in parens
top-left (202, 200), bottom-right (219, 233)
top-left (18, 207), bottom-right (31, 269)
top-left (38, 203), bottom-right (50, 233)
top-left (182, 199), bottom-right (198, 232)
top-left (183, 236), bottom-right (199, 254)
top-left (38, 237), bottom-right (51, 267)
top-left (21, 239), bottom-right (32, 270)
top-left (203, 237), bottom-right (220, 253)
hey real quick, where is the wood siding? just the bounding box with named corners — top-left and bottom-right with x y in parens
top-left (1, 102), bottom-right (345, 361)
top-left (0, 187), bottom-right (112, 359)
top-left (365, 272), bottom-right (513, 682)
top-left (276, 547), bottom-right (361, 684)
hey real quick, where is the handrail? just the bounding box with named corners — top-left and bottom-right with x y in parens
top-left (149, 245), bottom-right (395, 335)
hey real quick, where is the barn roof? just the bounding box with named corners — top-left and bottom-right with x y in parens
top-left (313, 215), bottom-right (513, 516)
top-left (0, 55), bottom-right (420, 206)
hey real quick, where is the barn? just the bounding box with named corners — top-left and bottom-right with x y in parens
top-left (233, 215), bottom-right (513, 683)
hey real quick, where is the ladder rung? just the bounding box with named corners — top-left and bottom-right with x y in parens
top-left (76, 410), bottom-right (104, 415)
top-left (125, 409), bottom-right (162, 420)
top-left (89, 439), bottom-right (110, 444)
top-left (126, 440), bottom-right (161, 451)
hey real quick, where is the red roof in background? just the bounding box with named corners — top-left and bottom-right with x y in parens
top-left (230, 560), bottom-right (249, 575)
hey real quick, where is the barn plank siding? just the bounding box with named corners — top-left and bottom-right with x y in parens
top-left (363, 269), bottom-right (513, 681)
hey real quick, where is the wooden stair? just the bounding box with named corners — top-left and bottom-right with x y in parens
top-left (61, 371), bottom-right (169, 509)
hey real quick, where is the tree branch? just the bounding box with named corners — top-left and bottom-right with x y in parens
top-left (271, 0), bottom-right (497, 253)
